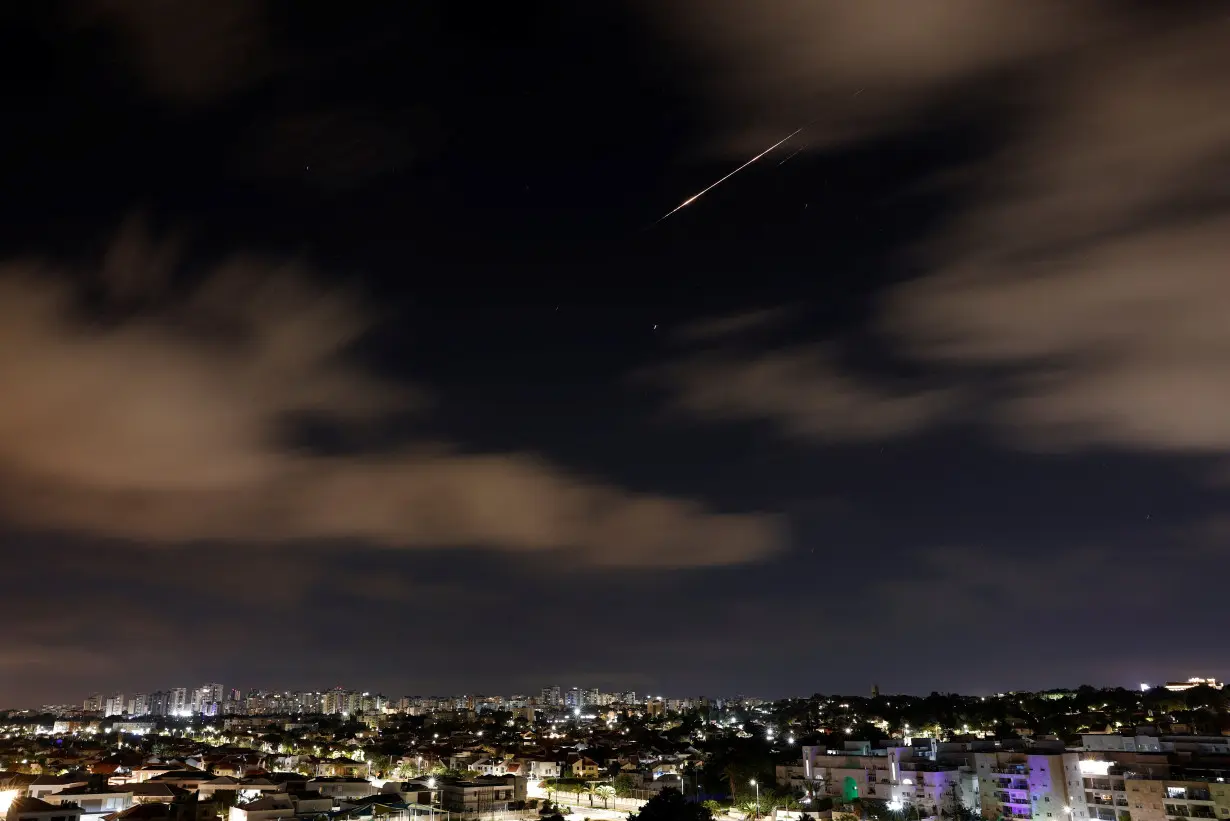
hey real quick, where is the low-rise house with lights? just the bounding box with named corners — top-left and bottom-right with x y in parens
top-left (8, 796), bottom-right (85, 821)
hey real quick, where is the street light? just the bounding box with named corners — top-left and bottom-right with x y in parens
top-left (427, 777), bottom-right (437, 821)
top-left (751, 780), bottom-right (760, 821)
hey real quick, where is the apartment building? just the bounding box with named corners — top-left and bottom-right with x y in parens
top-left (103, 695), bottom-right (126, 718)
top-left (778, 746), bottom-right (970, 816)
top-left (890, 750), bottom-right (966, 818)
top-left (1123, 776), bottom-right (1230, 821)
top-left (974, 752), bottom-right (1089, 821)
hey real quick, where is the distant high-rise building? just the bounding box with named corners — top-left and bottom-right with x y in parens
top-left (564, 688), bottom-right (581, 709)
top-left (83, 694), bottom-right (104, 712)
top-left (148, 691), bottom-right (171, 716)
top-left (104, 693), bottom-right (126, 717)
top-left (193, 683), bottom-right (224, 714)
top-left (298, 691), bottom-right (322, 713)
top-left (541, 686), bottom-right (561, 707)
top-left (170, 687), bottom-right (189, 716)
top-left (323, 687), bottom-right (360, 715)
top-left (127, 693), bottom-right (149, 716)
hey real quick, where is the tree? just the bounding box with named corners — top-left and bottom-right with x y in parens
top-left (393, 761), bottom-right (419, 780)
top-left (212, 791), bottom-right (239, 812)
top-left (628, 789), bottom-right (712, 821)
top-left (596, 786), bottom-right (616, 809)
top-left (776, 794), bottom-right (800, 812)
top-left (723, 765), bottom-right (742, 800)
top-left (583, 784), bottom-right (598, 808)
top-left (615, 774), bottom-right (639, 798)
top-left (702, 801), bottom-right (725, 819)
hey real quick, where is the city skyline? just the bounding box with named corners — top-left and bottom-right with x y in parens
top-left (14, 678), bottom-right (1225, 717)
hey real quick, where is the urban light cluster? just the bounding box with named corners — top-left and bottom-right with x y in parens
top-left (2, 677), bottom-right (1227, 821)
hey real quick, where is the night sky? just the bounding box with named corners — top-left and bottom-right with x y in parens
top-left (3, 2), bottom-right (1230, 708)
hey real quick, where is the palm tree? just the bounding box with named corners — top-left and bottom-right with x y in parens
top-left (596, 785), bottom-right (615, 809)
top-left (724, 765), bottom-right (743, 799)
top-left (582, 783), bottom-right (598, 808)
top-left (703, 800), bottom-right (725, 819)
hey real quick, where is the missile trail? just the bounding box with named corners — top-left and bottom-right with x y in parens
top-left (777, 147), bottom-right (804, 167)
top-left (653, 127), bottom-right (803, 224)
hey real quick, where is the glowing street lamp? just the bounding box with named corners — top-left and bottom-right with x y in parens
top-left (751, 780), bottom-right (760, 821)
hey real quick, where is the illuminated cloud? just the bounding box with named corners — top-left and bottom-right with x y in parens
top-left (655, 4), bottom-right (1230, 454)
top-left (647, 0), bottom-right (1090, 153)
top-left (0, 227), bottom-right (781, 568)
top-left (879, 15), bottom-right (1230, 452)
top-left (648, 345), bottom-right (954, 442)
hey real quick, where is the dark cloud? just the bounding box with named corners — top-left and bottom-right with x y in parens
top-left (236, 107), bottom-right (434, 188)
top-left (81, 0), bottom-right (273, 106)
top-left (671, 308), bottom-right (796, 344)
top-left (0, 226), bottom-right (782, 571)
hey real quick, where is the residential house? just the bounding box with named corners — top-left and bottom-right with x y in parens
top-left (287, 792), bottom-right (332, 817)
top-left (378, 783), bottom-right (435, 806)
top-left (44, 784), bottom-right (133, 821)
top-left (126, 785), bottom-right (185, 806)
top-left (569, 758), bottom-right (600, 780)
top-left (7, 797), bottom-right (84, 821)
top-left (525, 761), bottom-right (561, 780)
top-left (437, 776), bottom-right (526, 815)
top-left (314, 760), bottom-right (365, 779)
top-left (226, 796), bottom-right (295, 821)
top-left (28, 778), bottom-right (90, 802)
top-left (306, 778), bottom-right (375, 802)
top-left (144, 775), bottom-right (214, 794)
top-left (101, 804), bottom-right (174, 821)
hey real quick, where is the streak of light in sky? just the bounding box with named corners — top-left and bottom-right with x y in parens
top-left (654, 128), bottom-right (803, 224)
top-left (777, 147), bottom-right (804, 167)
